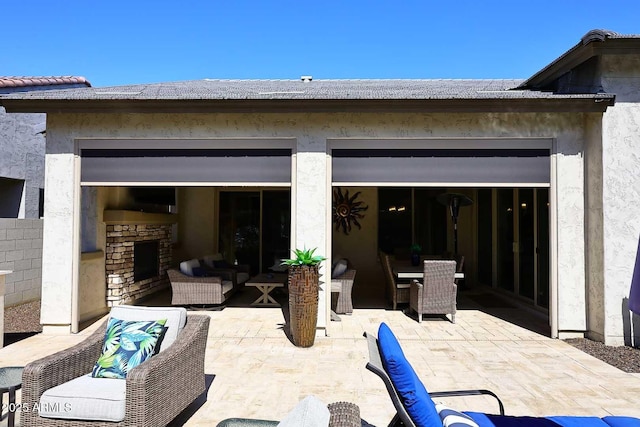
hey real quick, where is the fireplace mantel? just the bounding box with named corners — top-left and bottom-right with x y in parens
top-left (103, 210), bottom-right (178, 225)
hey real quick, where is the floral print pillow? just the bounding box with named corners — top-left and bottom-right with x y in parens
top-left (92, 317), bottom-right (167, 379)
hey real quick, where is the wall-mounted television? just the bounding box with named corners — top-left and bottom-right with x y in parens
top-left (130, 187), bottom-right (176, 206)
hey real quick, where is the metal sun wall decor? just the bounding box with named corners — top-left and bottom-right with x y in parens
top-left (333, 187), bottom-right (368, 235)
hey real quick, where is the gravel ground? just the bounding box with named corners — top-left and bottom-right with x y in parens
top-left (565, 338), bottom-right (640, 373)
top-left (4, 300), bottom-right (640, 373)
top-left (4, 299), bottom-right (42, 333)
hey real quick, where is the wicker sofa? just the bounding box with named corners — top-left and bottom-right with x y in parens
top-left (167, 268), bottom-right (237, 306)
top-left (167, 257), bottom-right (250, 306)
top-left (21, 306), bottom-right (210, 427)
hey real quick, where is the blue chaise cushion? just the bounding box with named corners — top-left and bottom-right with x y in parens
top-left (601, 417), bottom-right (640, 427)
top-left (377, 322), bottom-right (441, 427)
top-left (466, 413), bottom-right (640, 427)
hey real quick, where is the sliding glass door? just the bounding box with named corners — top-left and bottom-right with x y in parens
top-left (218, 190), bottom-right (290, 274)
top-left (482, 188), bottom-right (549, 309)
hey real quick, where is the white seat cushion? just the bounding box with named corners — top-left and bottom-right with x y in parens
top-left (179, 258), bottom-right (201, 276)
top-left (108, 305), bottom-right (187, 353)
top-left (40, 374), bottom-right (126, 422)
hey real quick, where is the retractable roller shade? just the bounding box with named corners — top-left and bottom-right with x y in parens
top-left (332, 148), bottom-right (550, 185)
top-left (81, 148), bottom-right (292, 184)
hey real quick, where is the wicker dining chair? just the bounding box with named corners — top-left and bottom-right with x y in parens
top-left (410, 259), bottom-right (457, 323)
top-left (379, 251), bottom-right (410, 310)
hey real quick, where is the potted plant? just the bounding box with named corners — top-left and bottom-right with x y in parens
top-left (282, 247), bottom-right (326, 347)
top-left (410, 243), bottom-right (422, 266)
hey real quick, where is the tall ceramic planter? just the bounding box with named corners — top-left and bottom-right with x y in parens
top-left (288, 264), bottom-right (319, 347)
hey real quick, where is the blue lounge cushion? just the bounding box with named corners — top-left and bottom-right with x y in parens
top-left (377, 322), bottom-right (441, 427)
top-left (602, 417), bottom-right (640, 427)
top-left (435, 403), bottom-right (478, 426)
top-left (466, 413), bottom-right (635, 427)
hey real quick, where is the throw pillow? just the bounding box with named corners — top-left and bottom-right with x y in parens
top-left (377, 322), bottom-right (441, 427)
top-left (435, 403), bottom-right (479, 427)
top-left (91, 317), bottom-right (167, 379)
top-left (277, 395), bottom-right (330, 427)
top-left (332, 259), bottom-right (348, 279)
top-left (191, 266), bottom-right (208, 277)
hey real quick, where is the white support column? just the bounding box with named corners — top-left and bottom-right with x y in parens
top-left (0, 270), bottom-right (12, 348)
top-left (40, 146), bottom-right (79, 334)
top-left (294, 142), bottom-right (329, 330)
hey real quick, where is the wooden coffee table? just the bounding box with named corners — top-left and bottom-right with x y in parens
top-left (245, 273), bottom-right (287, 307)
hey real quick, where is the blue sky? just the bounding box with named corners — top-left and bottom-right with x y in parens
top-left (3, 0), bottom-right (639, 87)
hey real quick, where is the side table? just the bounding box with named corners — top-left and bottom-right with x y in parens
top-left (0, 366), bottom-right (24, 427)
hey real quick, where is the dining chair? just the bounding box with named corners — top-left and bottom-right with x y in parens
top-left (410, 259), bottom-right (457, 323)
top-left (379, 250), bottom-right (410, 310)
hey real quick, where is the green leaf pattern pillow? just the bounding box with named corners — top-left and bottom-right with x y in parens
top-left (92, 317), bottom-right (167, 379)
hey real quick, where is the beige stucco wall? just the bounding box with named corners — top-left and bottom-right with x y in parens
top-left (598, 54), bottom-right (640, 345)
top-left (43, 111), bottom-right (589, 335)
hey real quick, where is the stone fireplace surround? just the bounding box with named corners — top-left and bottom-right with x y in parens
top-left (104, 210), bottom-right (176, 306)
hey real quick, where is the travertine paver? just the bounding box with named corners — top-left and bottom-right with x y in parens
top-left (2, 305), bottom-right (640, 426)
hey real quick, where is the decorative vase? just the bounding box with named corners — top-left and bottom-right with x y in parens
top-left (288, 264), bottom-right (319, 347)
top-left (411, 252), bottom-right (420, 266)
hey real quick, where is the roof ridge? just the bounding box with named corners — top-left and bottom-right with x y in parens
top-left (0, 76), bottom-right (91, 88)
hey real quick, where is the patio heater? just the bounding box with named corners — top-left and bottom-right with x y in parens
top-left (436, 192), bottom-right (473, 255)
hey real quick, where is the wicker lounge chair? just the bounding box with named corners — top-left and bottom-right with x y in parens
top-left (380, 251), bottom-right (410, 310)
top-left (410, 259), bottom-right (457, 323)
top-left (365, 323), bottom-right (640, 427)
top-left (331, 268), bottom-right (356, 315)
top-left (22, 306), bottom-right (210, 427)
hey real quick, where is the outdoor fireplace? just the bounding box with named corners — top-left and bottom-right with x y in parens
top-left (104, 211), bottom-right (175, 306)
top-left (134, 240), bottom-right (159, 282)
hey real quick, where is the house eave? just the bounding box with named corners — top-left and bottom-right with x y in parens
top-left (521, 31), bottom-right (640, 90)
top-left (0, 97), bottom-right (614, 114)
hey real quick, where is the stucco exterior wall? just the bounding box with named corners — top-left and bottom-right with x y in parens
top-left (43, 111), bottom-right (588, 334)
top-left (0, 108), bottom-right (45, 218)
top-left (599, 54), bottom-right (640, 345)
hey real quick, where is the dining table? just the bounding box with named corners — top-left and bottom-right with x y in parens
top-left (392, 259), bottom-right (464, 280)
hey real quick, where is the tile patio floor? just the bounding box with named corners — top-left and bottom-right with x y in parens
top-left (2, 287), bottom-right (640, 426)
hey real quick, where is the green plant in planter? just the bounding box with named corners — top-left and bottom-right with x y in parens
top-left (410, 244), bottom-right (422, 254)
top-left (282, 247), bottom-right (326, 266)
top-left (283, 247), bottom-right (326, 348)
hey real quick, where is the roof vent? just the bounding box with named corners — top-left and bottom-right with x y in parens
top-left (300, 75), bottom-right (313, 82)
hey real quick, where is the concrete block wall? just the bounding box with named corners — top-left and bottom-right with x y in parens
top-left (0, 218), bottom-right (43, 306)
